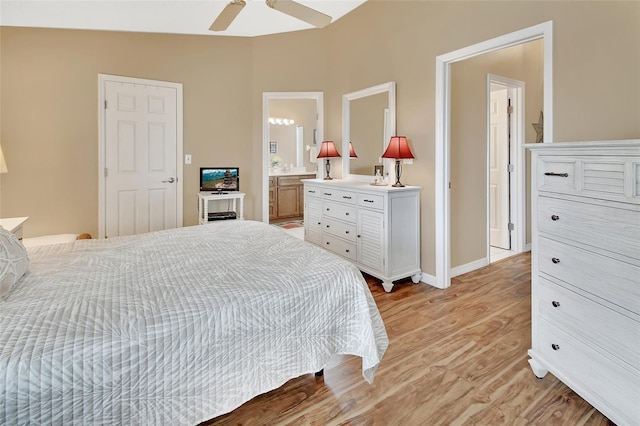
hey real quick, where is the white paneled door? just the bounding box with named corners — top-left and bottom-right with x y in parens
top-left (103, 77), bottom-right (182, 238)
top-left (489, 86), bottom-right (510, 250)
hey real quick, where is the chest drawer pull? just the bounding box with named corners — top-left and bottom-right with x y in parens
top-left (551, 343), bottom-right (560, 351)
top-left (544, 172), bottom-right (569, 177)
top-left (323, 192), bottom-right (332, 196)
top-left (551, 215), bottom-right (560, 221)
top-left (364, 199), bottom-right (374, 203)
top-left (552, 257), bottom-right (560, 264)
top-left (551, 300), bottom-right (561, 308)
top-left (343, 196), bottom-right (352, 200)
top-left (308, 190), bottom-right (316, 194)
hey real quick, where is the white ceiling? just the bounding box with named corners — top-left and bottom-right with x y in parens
top-left (0, 0), bottom-right (367, 37)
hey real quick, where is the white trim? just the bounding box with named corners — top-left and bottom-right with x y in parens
top-left (419, 271), bottom-right (441, 289)
top-left (98, 73), bottom-right (184, 239)
top-left (435, 20), bottom-right (553, 289)
top-left (450, 257), bottom-right (490, 278)
top-left (341, 82), bottom-right (396, 183)
top-left (487, 74), bottom-right (527, 259)
top-left (262, 92), bottom-right (324, 223)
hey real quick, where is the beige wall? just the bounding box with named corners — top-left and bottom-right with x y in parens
top-left (1, 1), bottom-right (638, 277)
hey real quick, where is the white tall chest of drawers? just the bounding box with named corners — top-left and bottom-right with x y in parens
top-left (303, 179), bottom-right (421, 292)
top-left (527, 140), bottom-right (640, 425)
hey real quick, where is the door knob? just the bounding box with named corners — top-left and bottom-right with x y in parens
top-left (162, 177), bottom-right (176, 183)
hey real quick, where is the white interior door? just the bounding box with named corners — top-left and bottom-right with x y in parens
top-left (104, 79), bottom-right (180, 238)
top-left (489, 86), bottom-right (510, 249)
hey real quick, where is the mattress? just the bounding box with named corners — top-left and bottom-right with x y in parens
top-left (0, 220), bottom-right (388, 425)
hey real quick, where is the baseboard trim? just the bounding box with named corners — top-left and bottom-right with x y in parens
top-left (450, 258), bottom-right (489, 278)
top-left (419, 271), bottom-right (443, 289)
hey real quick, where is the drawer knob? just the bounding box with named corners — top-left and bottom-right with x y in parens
top-left (326, 242), bottom-right (330, 245)
top-left (345, 249), bottom-right (350, 253)
top-left (326, 225), bottom-right (330, 228)
top-left (551, 300), bottom-right (560, 308)
top-left (345, 230), bottom-right (349, 234)
top-left (317, 222), bottom-right (321, 225)
top-left (544, 172), bottom-right (569, 177)
top-left (551, 343), bottom-right (560, 351)
top-left (552, 257), bottom-right (560, 264)
top-left (326, 208), bottom-right (330, 211)
top-left (551, 215), bottom-right (560, 221)
top-left (345, 212), bottom-right (350, 216)
top-left (357, 234), bottom-right (361, 238)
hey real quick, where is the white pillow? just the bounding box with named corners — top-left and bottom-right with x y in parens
top-left (0, 225), bottom-right (30, 299)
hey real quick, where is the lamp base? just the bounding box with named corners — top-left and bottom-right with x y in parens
top-left (392, 159), bottom-right (406, 187)
top-left (391, 182), bottom-right (405, 187)
top-left (323, 176), bottom-right (333, 180)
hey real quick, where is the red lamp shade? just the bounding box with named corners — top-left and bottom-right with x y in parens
top-left (349, 142), bottom-right (358, 158)
top-left (381, 136), bottom-right (414, 159)
top-left (316, 140), bottom-right (341, 158)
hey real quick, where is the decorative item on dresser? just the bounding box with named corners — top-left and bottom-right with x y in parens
top-left (316, 141), bottom-right (341, 180)
top-left (526, 140), bottom-right (640, 426)
top-left (269, 173), bottom-right (316, 221)
top-left (381, 136), bottom-right (415, 187)
top-left (303, 179), bottom-right (421, 292)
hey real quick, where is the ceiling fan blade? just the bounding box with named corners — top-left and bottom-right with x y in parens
top-left (266, 0), bottom-right (332, 28)
top-left (209, 0), bottom-right (246, 31)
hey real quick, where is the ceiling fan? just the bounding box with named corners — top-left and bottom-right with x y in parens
top-left (210, 0), bottom-right (332, 31)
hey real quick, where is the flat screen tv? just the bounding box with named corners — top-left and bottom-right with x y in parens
top-left (200, 167), bottom-right (239, 192)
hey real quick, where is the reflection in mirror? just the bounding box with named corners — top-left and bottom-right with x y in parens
top-left (349, 92), bottom-right (389, 175)
top-left (268, 98), bottom-right (317, 173)
top-left (342, 82), bottom-right (396, 182)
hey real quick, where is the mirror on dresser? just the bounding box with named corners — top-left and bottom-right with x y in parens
top-left (262, 92), bottom-right (324, 223)
top-left (342, 81), bottom-right (396, 183)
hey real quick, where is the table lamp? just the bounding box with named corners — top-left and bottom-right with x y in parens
top-left (0, 145), bottom-right (7, 174)
top-left (349, 142), bottom-right (358, 158)
top-left (317, 140), bottom-right (341, 180)
top-left (381, 136), bottom-right (414, 187)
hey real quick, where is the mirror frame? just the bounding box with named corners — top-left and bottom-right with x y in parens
top-left (342, 81), bottom-right (396, 182)
top-left (262, 92), bottom-right (324, 223)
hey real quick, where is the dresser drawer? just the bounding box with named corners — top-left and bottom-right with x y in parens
top-left (304, 185), bottom-right (321, 199)
top-left (358, 193), bottom-right (384, 210)
top-left (538, 196), bottom-right (640, 261)
top-left (321, 233), bottom-right (356, 261)
top-left (538, 277), bottom-right (640, 368)
top-left (323, 217), bottom-right (357, 243)
top-left (321, 189), bottom-right (357, 204)
top-left (537, 318), bottom-right (640, 425)
top-left (538, 237), bottom-right (640, 314)
top-left (323, 201), bottom-right (356, 223)
top-left (537, 157), bottom-right (577, 193)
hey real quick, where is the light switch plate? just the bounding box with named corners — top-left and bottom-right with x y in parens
top-left (185, 154), bottom-right (192, 164)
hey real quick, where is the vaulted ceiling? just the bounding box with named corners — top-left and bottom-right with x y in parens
top-left (0, 0), bottom-right (367, 37)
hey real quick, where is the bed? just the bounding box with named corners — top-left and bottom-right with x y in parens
top-left (0, 220), bottom-right (388, 425)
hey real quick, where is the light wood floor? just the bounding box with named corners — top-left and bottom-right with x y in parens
top-left (203, 253), bottom-right (612, 425)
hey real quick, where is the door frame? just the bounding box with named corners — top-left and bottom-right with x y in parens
top-left (262, 92), bottom-right (324, 223)
top-left (487, 74), bottom-right (525, 259)
top-left (434, 21), bottom-right (553, 289)
top-left (97, 74), bottom-right (184, 238)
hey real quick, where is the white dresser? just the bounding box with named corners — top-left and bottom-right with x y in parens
top-left (303, 179), bottom-right (421, 292)
top-left (527, 140), bottom-right (640, 425)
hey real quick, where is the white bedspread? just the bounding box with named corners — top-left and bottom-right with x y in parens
top-left (0, 221), bottom-right (387, 425)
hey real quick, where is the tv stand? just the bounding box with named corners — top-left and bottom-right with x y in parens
top-left (198, 191), bottom-right (245, 225)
